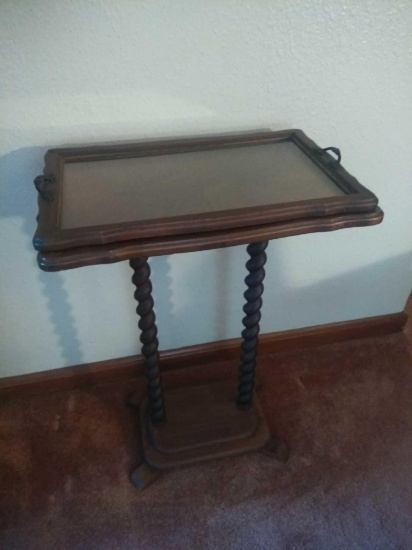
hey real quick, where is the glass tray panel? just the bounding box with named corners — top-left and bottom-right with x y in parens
top-left (60, 141), bottom-right (344, 229)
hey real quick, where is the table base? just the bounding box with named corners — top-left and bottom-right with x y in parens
top-left (131, 380), bottom-right (288, 490)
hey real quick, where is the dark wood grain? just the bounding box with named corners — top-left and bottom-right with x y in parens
top-left (130, 257), bottom-right (165, 426)
top-left (1, 311), bottom-right (406, 399)
top-left (237, 241), bottom-right (268, 410)
top-left (139, 381), bottom-right (271, 470)
top-left (37, 208), bottom-right (383, 271)
top-left (33, 129), bottom-right (380, 253)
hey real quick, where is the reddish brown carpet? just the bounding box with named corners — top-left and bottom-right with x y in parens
top-left (1, 332), bottom-right (412, 549)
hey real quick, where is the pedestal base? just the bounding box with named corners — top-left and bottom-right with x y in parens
top-left (139, 380), bottom-right (272, 470)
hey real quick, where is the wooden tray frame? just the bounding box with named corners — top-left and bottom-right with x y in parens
top-left (33, 129), bottom-right (379, 253)
top-left (37, 207), bottom-right (383, 271)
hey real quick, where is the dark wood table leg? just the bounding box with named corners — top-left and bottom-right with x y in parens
top-left (130, 257), bottom-right (165, 490)
top-left (237, 241), bottom-right (289, 462)
top-left (237, 240), bottom-right (268, 410)
top-left (130, 257), bottom-right (165, 427)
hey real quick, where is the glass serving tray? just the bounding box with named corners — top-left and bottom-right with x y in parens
top-left (33, 129), bottom-right (379, 252)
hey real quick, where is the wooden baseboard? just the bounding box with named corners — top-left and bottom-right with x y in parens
top-left (0, 311), bottom-right (407, 399)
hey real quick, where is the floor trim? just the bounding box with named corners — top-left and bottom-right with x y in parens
top-left (0, 311), bottom-right (407, 398)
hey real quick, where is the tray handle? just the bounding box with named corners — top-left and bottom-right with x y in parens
top-left (315, 146), bottom-right (342, 166)
top-left (34, 175), bottom-right (55, 202)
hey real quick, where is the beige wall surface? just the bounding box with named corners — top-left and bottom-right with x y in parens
top-left (1, 1), bottom-right (411, 377)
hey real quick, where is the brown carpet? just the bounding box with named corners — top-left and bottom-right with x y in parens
top-left (1, 332), bottom-right (412, 549)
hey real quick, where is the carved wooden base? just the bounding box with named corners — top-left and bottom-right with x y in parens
top-left (129, 243), bottom-right (289, 490)
top-left (132, 380), bottom-right (287, 489)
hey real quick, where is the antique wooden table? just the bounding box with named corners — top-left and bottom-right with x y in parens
top-left (33, 129), bottom-right (383, 489)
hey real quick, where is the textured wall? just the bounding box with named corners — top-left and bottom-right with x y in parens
top-left (1, 0), bottom-right (411, 377)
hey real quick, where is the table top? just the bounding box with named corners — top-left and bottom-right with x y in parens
top-left (33, 129), bottom-right (383, 270)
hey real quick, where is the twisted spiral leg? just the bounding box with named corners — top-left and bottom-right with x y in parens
top-left (130, 257), bottom-right (165, 426)
top-left (237, 241), bottom-right (268, 410)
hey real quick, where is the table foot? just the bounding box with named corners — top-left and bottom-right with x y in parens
top-left (130, 462), bottom-right (161, 491)
top-left (262, 437), bottom-right (289, 463)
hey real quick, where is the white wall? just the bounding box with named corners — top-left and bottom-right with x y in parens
top-left (1, 1), bottom-right (411, 378)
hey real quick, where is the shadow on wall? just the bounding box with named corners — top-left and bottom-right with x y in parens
top-left (1, 125), bottom-right (289, 372)
top-left (1, 143), bottom-right (410, 370)
top-left (0, 146), bottom-right (83, 366)
top-left (262, 245), bottom-right (412, 333)
top-left (151, 247), bottom-right (239, 347)
top-left (0, 134), bottom-right (259, 369)
top-left (149, 238), bottom-right (412, 352)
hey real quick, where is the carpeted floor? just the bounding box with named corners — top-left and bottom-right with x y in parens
top-left (1, 328), bottom-right (412, 549)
